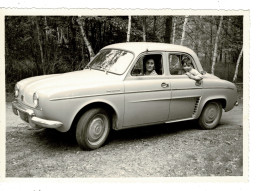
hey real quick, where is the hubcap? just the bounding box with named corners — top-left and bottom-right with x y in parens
top-left (204, 104), bottom-right (219, 124)
top-left (87, 115), bottom-right (108, 144)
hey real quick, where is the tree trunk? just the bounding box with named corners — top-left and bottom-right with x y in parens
top-left (35, 17), bottom-right (46, 74)
top-left (209, 22), bottom-right (213, 62)
top-left (81, 37), bottom-right (85, 63)
top-left (164, 16), bottom-right (173, 43)
top-left (142, 17), bottom-right (146, 42)
top-left (211, 16), bottom-right (223, 75)
top-left (44, 16), bottom-right (49, 41)
top-left (70, 17), bottom-right (77, 70)
top-left (127, 16), bottom-right (131, 42)
top-left (220, 42), bottom-right (223, 62)
top-left (170, 17), bottom-right (176, 44)
top-left (225, 17), bottom-right (232, 65)
top-left (233, 47), bottom-right (243, 82)
top-left (77, 16), bottom-right (95, 59)
top-left (195, 16), bottom-right (203, 54)
top-left (180, 15), bottom-right (189, 46)
top-left (61, 28), bottom-right (69, 45)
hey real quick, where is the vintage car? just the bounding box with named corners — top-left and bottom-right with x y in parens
top-left (12, 42), bottom-right (238, 150)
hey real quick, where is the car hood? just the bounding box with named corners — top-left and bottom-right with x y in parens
top-left (18, 69), bottom-right (124, 106)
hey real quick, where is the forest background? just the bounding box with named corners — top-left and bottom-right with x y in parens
top-left (5, 15), bottom-right (243, 92)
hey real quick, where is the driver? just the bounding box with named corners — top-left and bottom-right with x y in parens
top-left (145, 58), bottom-right (158, 75)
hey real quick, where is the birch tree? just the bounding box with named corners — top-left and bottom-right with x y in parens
top-left (211, 16), bottom-right (223, 74)
top-left (127, 16), bottom-right (131, 42)
top-left (142, 17), bottom-right (147, 42)
top-left (180, 15), bottom-right (189, 46)
top-left (170, 17), bottom-right (176, 44)
top-left (233, 47), bottom-right (243, 82)
top-left (77, 16), bottom-right (95, 59)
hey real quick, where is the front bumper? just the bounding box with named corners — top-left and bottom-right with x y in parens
top-left (12, 100), bottom-right (63, 129)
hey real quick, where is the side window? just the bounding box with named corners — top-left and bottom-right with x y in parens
top-left (169, 54), bottom-right (184, 75)
top-left (169, 54), bottom-right (195, 75)
top-left (131, 54), bottom-right (163, 76)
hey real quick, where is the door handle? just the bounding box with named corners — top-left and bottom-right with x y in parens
top-left (161, 82), bottom-right (169, 88)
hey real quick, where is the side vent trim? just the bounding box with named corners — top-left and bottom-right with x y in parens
top-left (192, 97), bottom-right (201, 118)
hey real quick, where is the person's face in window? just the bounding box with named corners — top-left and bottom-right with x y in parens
top-left (183, 60), bottom-right (192, 72)
top-left (146, 59), bottom-right (155, 73)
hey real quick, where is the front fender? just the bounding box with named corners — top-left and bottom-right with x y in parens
top-left (70, 96), bottom-right (124, 131)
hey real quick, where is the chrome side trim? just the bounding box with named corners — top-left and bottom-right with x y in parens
top-left (126, 89), bottom-right (170, 94)
top-left (49, 92), bottom-right (124, 101)
top-left (171, 87), bottom-right (234, 91)
top-left (171, 95), bottom-right (201, 99)
top-left (106, 89), bottom-right (121, 93)
top-left (129, 97), bottom-right (171, 103)
top-left (49, 87), bottom-right (232, 101)
top-left (49, 89), bottom-right (170, 101)
top-left (166, 117), bottom-right (194, 124)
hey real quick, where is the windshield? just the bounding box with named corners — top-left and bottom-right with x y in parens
top-left (87, 49), bottom-right (134, 75)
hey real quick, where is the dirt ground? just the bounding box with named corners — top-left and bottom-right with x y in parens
top-left (5, 85), bottom-right (243, 177)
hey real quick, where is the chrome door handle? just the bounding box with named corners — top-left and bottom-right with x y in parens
top-left (161, 82), bottom-right (169, 88)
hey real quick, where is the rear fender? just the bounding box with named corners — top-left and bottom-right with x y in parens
top-left (196, 96), bottom-right (227, 118)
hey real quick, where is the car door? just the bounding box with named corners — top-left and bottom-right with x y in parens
top-left (123, 52), bottom-right (171, 128)
top-left (167, 53), bottom-right (203, 122)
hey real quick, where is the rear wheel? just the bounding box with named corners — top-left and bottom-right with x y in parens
top-left (76, 108), bottom-right (110, 150)
top-left (198, 101), bottom-right (222, 130)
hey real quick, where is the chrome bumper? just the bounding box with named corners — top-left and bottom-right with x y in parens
top-left (12, 101), bottom-right (63, 129)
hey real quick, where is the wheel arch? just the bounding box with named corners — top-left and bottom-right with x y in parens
top-left (197, 97), bottom-right (227, 118)
top-left (70, 101), bottom-right (119, 132)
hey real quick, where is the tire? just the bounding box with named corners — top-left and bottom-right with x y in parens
top-left (76, 108), bottom-right (110, 150)
top-left (198, 101), bottom-right (222, 130)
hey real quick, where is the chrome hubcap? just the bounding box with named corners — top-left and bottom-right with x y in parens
top-left (87, 115), bottom-right (108, 144)
top-left (205, 104), bottom-right (219, 124)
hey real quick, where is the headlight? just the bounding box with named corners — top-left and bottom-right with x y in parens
top-left (14, 84), bottom-right (20, 98)
top-left (33, 92), bottom-right (39, 107)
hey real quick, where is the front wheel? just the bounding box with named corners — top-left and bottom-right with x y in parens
top-left (76, 108), bottom-right (110, 150)
top-left (198, 101), bottom-right (222, 130)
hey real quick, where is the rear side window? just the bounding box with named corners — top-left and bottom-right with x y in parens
top-left (169, 54), bottom-right (195, 75)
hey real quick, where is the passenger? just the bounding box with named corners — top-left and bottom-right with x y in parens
top-left (145, 58), bottom-right (158, 75)
top-left (182, 57), bottom-right (203, 81)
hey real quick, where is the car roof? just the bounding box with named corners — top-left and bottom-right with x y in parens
top-left (102, 42), bottom-right (196, 56)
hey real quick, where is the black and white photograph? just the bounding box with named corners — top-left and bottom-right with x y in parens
top-left (3, 11), bottom-right (247, 179)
